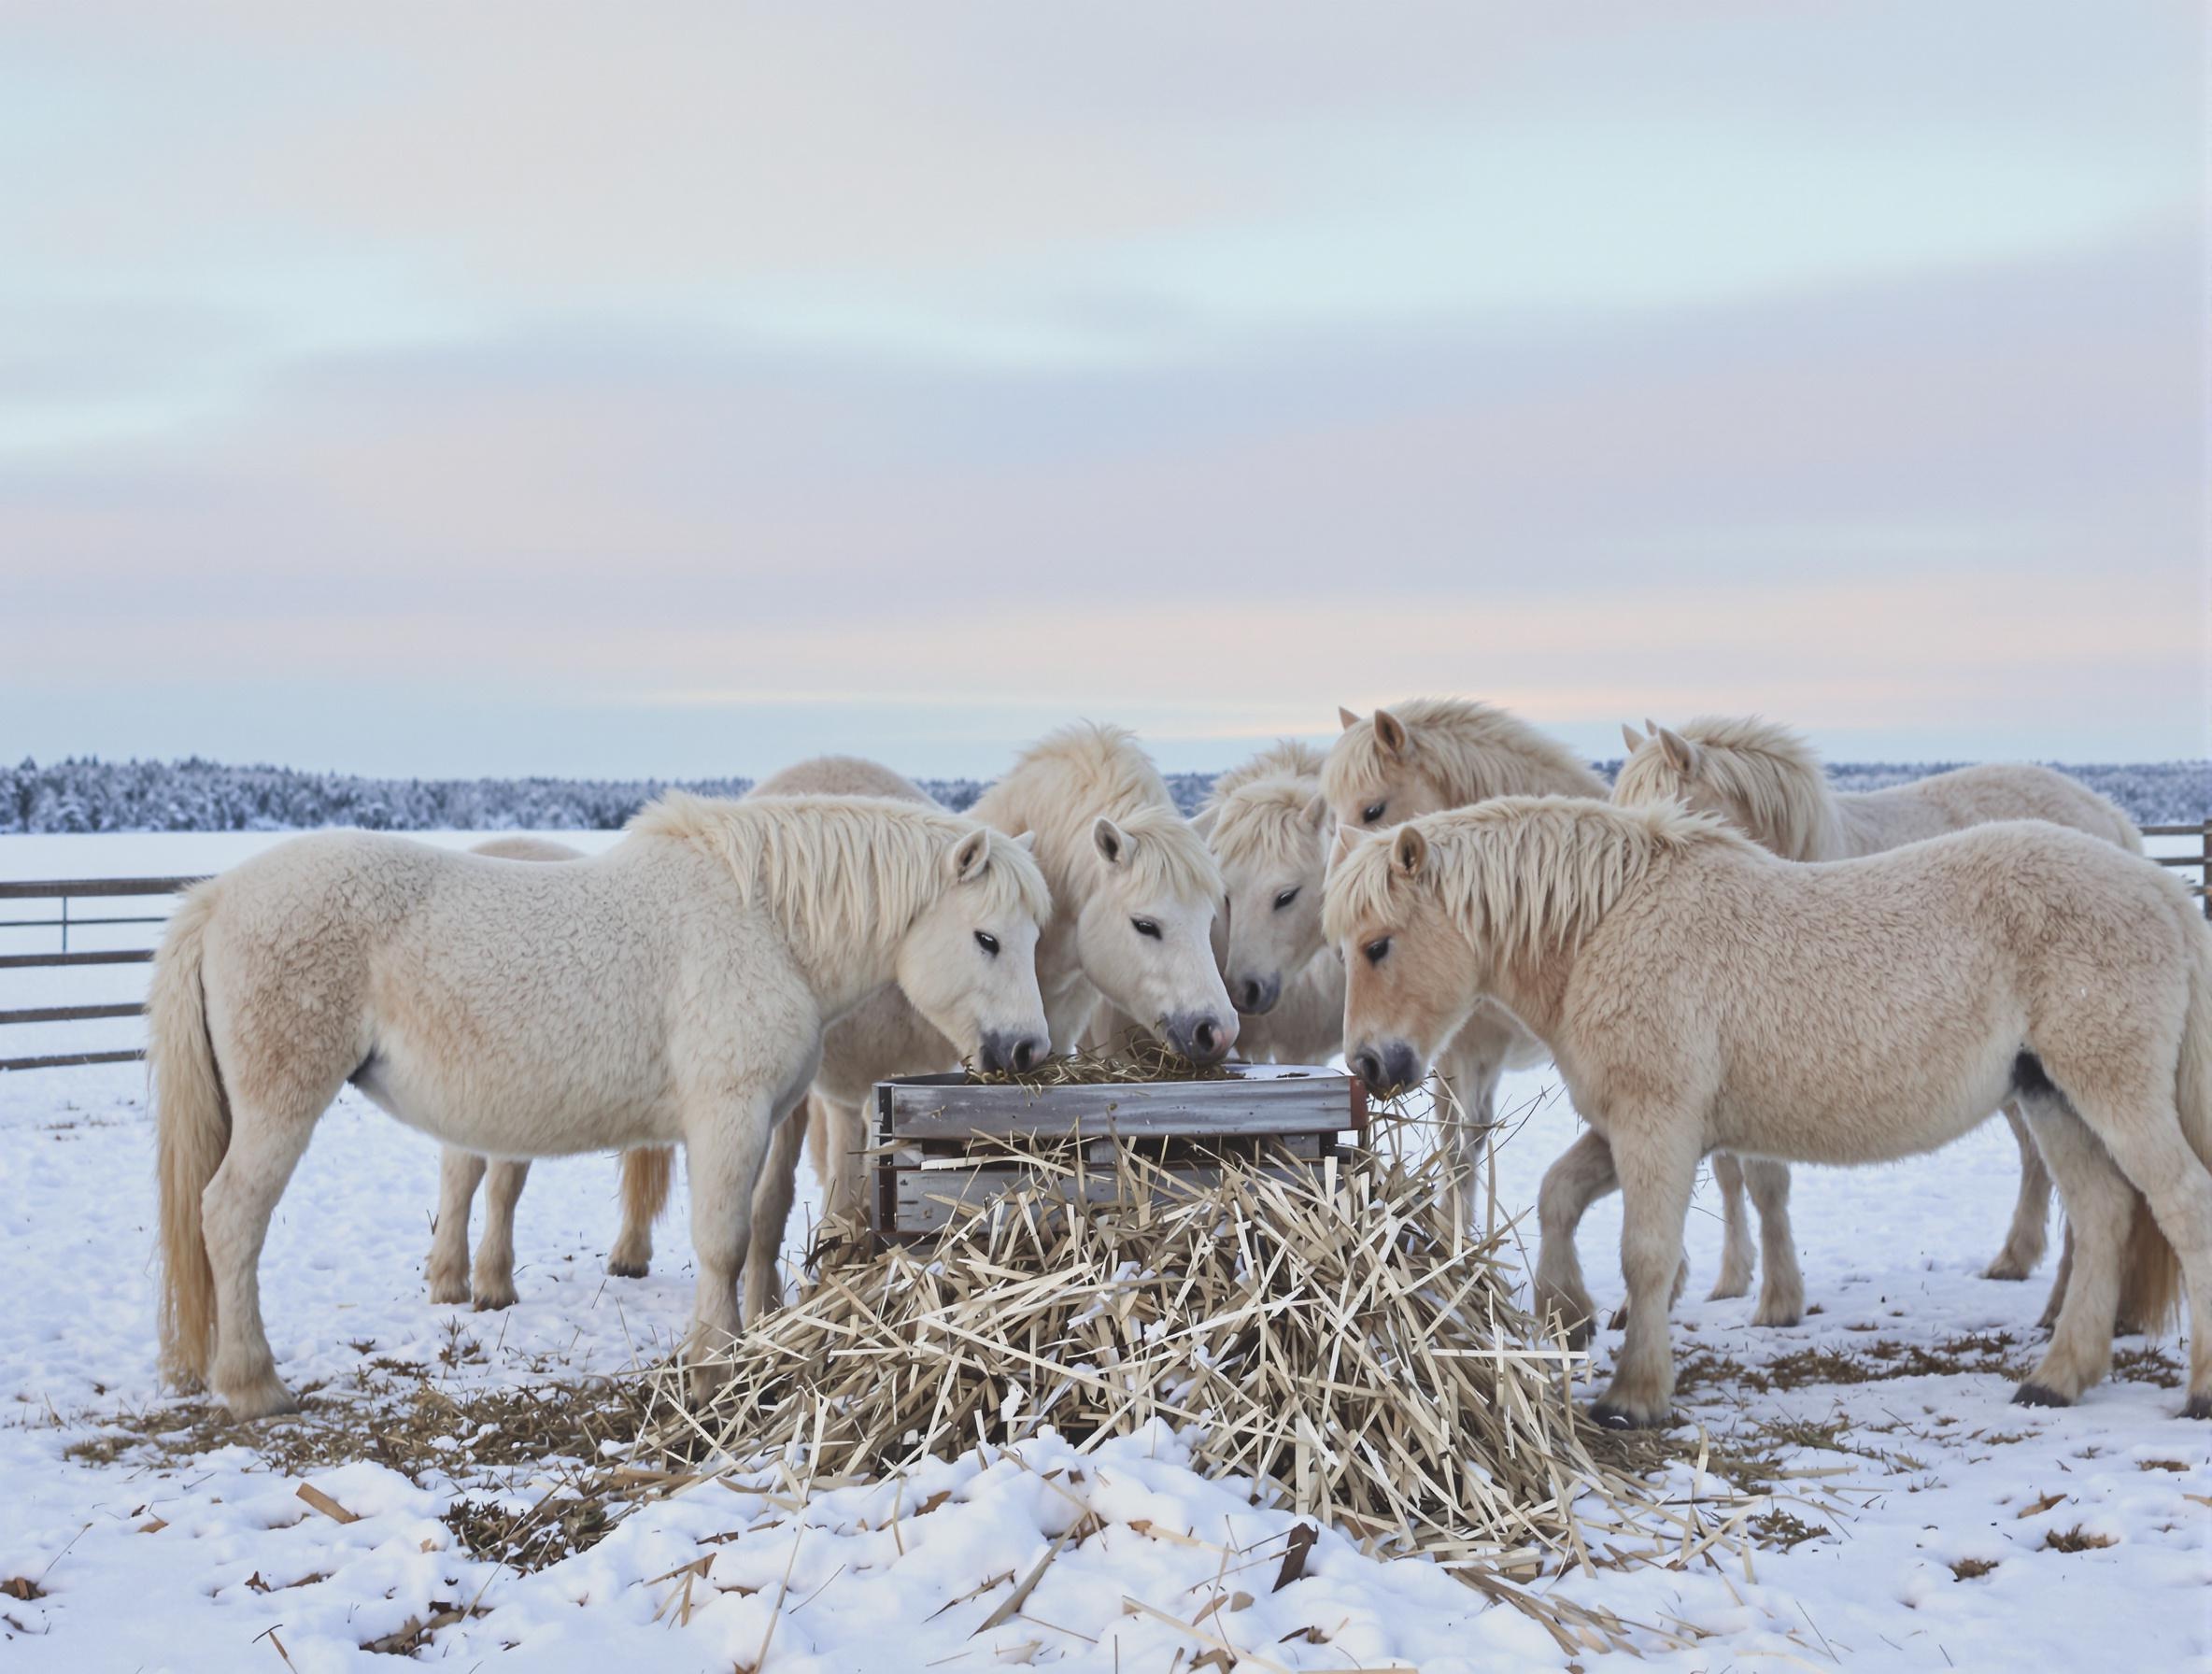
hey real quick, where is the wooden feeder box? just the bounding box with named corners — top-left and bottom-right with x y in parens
top-left (871, 1065), bottom-right (1369, 1241)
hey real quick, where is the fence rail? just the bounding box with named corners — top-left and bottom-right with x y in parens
top-left (0, 874), bottom-right (205, 1071)
top-left (2, 823), bottom-right (2207, 1071)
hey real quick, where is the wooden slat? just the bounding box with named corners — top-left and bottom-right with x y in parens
top-left (0, 876), bottom-right (206, 900)
top-left (0, 1048), bottom-right (146, 1072)
top-left (0, 949), bottom-right (156, 971)
top-left (0, 1002), bottom-right (144, 1027)
top-left (2141, 824), bottom-right (2212, 838)
top-left (881, 1069), bottom-right (1362, 1141)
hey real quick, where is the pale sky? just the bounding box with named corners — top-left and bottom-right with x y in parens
top-left (4, 2), bottom-right (2205, 778)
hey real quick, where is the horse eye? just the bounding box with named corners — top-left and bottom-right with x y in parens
top-left (973, 930), bottom-right (1000, 956)
top-left (1272, 887), bottom-right (1299, 911)
top-left (1364, 937), bottom-right (1391, 965)
top-left (1362, 802), bottom-right (1386, 824)
top-left (1131, 917), bottom-right (1162, 940)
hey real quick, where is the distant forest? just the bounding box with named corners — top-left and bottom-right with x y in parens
top-left (2, 754), bottom-right (2205, 834)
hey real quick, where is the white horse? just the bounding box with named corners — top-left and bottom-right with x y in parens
top-left (1328, 798), bottom-right (2211, 1426)
top-left (150, 794), bottom-right (1051, 1418)
top-left (1567, 716), bottom-right (2146, 1327)
top-left (1198, 741), bottom-right (1343, 1066)
top-left (1320, 700), bottom-right (1597, 1218)
top-left (795, 726), bottom-right (1237, 1271)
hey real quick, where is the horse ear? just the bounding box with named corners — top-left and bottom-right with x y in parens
top-left (1338, 705), bottom-right (1361, 731)
top-left (1644, 717), bottom-right (1660, 739)
top-left (1092, 816), bottom-right (1128, 866)
top-left (1188, 805), bottom-right (1219, 840)
top-left (1392, 824), bottom-right (1428, 879)
top-left (950, 829), bottom-right (990, 884)
top-left (1010, 830), bottom-right (1037, 851)
top-left (1302, 791), bottom-right (1330, 833)
top-left (1656, 726), bottom-right (1698, 775)
top-left (1371, 708), bottom-right (1409, 759)
top-left (1621, 722), bottom-right (1646, 754)
top-left (1328, 820), bottom-right (1362, 870)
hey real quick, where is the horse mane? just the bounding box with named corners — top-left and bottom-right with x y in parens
top-left (973, 722), bottom-right (1224, 903)
top-left (1210, 774), bottom-right (1325, 877)
top-left (631, 791), bottom-right (1052, 953)
top-left (1322, 697), bottom-right (1607, 808)
top-left (1615, 715), bottom-right (1840, 862)
top-left (1206, 739), bottom-right (1327, 809)
top-left (1325, 796), bottom-right (1737, 969)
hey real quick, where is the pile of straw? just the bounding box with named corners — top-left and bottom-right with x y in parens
top-left (635, 1128), bottom-right (1750, 1646)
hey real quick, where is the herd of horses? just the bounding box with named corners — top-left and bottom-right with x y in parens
top-left (145, 702), bottom-right (2211, 1431)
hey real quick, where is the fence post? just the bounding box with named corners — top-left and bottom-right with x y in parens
top-left (2204, 819), bottom-right (2211, 920)
top-left (60, 894), bottom-right (69, 954)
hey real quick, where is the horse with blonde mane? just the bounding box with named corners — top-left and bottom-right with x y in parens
top-left (1327, 797), bottom-right (2212, 1427)
top-left (1575, 716), bottom-right (2146, 1328)
top-left (149, 794), bottom-right (1052, 1417)
top-left (1198, 740), bottom-right (1343, 1066)
top-left (780, 728), bottom-right (1237, 1300)
top-left (1320, 699), bottom-right (1600, 1218)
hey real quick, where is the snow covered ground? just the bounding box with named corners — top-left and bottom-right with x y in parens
top-left (1, 833), bottom-right (2207, 1670)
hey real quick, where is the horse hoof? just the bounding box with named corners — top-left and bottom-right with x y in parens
top-left (472, 1292), bottom-right (517, 1312)
top-left (221, 1381), bottom-right (301, 1422)
top-left (426, 1280), bottom-right (472, 1307)
top-left (1589, 1400), bottom-right (1672, 1431)
top-left (2183, 1394), bottom-right (2210, 1421)
top-left (2012, 1382), bottom-right (2072, 1409)
top-left (607, 1258), bottom-right (649, 1280)
top-left (1982, 1261), bottom-right (2031, 1283)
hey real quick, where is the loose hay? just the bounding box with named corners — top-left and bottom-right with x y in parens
top-left (635, 1126), bottom-right (1751, 1649)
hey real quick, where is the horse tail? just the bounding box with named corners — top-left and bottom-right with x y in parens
top-left (2119, 904), bottom-right (2212, 1335)
top-left (150, 881), bottom-right (230, 1390)
top-left (621, 1144), bottom-right (674, 1229)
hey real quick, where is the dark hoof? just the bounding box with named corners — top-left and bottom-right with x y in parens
top-left (1590, 1401), bottom-right (1673, 1431)
top-left (607, 1258), bottom-right (649, 1280)
top-left (472, 1296), bottom-right (515, 1312)
top-left (2013, 1382), bottom-right (2072, 1409)
top-left (2183, 1394), bottom-right (2210, 1421)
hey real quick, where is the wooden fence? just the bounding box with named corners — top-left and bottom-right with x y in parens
top-left (1, 820), bottom-right (2207, 1072)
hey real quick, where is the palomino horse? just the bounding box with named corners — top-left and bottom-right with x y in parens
top-left (1319, 700), bottom-right (1597, 1218)
top-left (1578, 717), bottom-right (2145, 1326)
top-left (1198, 740), bottom-right (1343, 1067)
top-left (150, 795), bottom-right (1051, 1418)
top-left (1327, 798), bottom-right (2210, 1426)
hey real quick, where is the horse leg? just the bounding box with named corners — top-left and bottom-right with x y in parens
top-left (470, 1159), bottom-right (530, 1311)
top-left (1593, 1119), bottom-right (1701, 1428)
top-left (2038, 1221), bottom-right (2074, 1329)
top-left (1744, 1159), bottom-right (1805, 1326)
top-left (204, 1096), bottom-right (323, 1418)
top-left (2013, 1095), bottom-right (2132, 1406)
top-left (1535, 1129), bottom-right (1614, 1349)
top-left (742, 1102), bottom-right (808, 1326)
top-left (682, 1096), bottom-right (776, 1401)
top-left (426, 1148), bottom-right (486, 1306)
top-left (1985, 1102), bottom-right (2052, 1281)
top-left (609, 1146), bottom-right (673, 1279)
top-left (1706, 1154), bottom-right (1754, 1300)
top-left (1435, 1021), bottom-right (1510, 1229)
top-left (2058, 1094), bottom-right (2212, 1417)
top-left (809, 1095), bottom-right (869, 1226)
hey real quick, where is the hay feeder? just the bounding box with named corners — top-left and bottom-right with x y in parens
top-left (871, 1064), bottom-right (1368, 1240)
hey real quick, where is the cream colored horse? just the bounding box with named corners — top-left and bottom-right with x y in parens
top-left (1327, 798), bottom-right (2210, 1426)
top-left (150, 795), bottom-right (1051, 1418)
top-left (1320, 700), bottom-right (1599, 1217)
top-left (800, 728), bottom-right (1235, 1233)
top-left (1570, 716), bottom-right (2145, 1327)
top-left (1199, 741), bottom-right (1343, 1066)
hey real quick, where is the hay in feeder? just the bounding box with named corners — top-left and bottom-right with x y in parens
top-left (634, 1124), bottom-right (1751, 1650)
top-left (964, 1036), bottom-right (1233, 1087)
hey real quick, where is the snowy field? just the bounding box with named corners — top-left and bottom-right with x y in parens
top-left (1, 833), bottom-right (2207, 1670)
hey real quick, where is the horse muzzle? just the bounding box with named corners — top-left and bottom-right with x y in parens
top-left (1351, 1040), bottom-right (1424, 1096)
top-left (1232, 972), bottom-right (1282, 1015)
top-left (977, 1030), bottom-right (1047, 1075)
top-left (1162, 1010), bottom-right (1237, 1065)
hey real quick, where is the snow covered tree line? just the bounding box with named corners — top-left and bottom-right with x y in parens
top-left (1, 754), bottom-right (2205, 835)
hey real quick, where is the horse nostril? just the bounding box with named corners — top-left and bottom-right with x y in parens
top-left (1239, 980), bottom-right (1257, 1009)
top-left (1354, 1050), bottom-right (1383, 1087)
top-left (1012, 1038), bottom-right (1038, 1073)
top-left (1193, 1020), bottom-right (1220, 1058)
